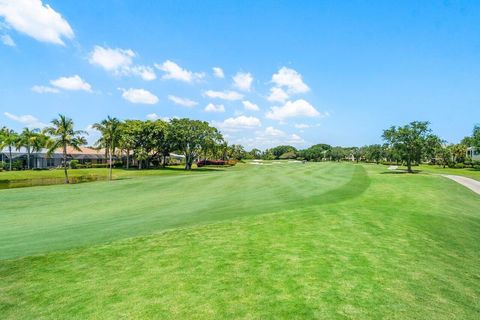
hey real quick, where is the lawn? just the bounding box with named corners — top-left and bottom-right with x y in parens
top-left (0, 162), bottom-right (479, 319)
top-left (414, 164), bottom-right (480, 181)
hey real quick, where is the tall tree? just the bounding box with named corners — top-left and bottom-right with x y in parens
top-left (1, 127), bottom-right (18, 171)
top-left (169, 118), bottom-right (222, 170)
top-left (382, 121), bottom-right (439, 173)
top-left (44, 115), bottom-right (87, 183)
top-left (16, 128), bottom-right (42, 169)
top-left (472, 125), bottom-right (480, 149)
top-left (93, 116), bottom-right (121, 180)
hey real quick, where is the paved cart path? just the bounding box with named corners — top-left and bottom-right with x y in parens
top-left (442, 175), bottom-right (480, 195)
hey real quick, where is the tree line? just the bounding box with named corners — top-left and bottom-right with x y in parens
top-left (2, 117), bottom-right (479, 182)
top-left (236, 122), bottom-right (480, 173)
top-left (0, 114), bottom-right (233, 183)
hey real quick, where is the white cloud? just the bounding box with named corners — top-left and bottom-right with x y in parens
top-left (266, 99), bottom-right (321, 121)
top-left (0, 0), bottom-right (74, 45)
top-left (89, 46), bottom-right (135, 71)
top-left (155, 60), bottom-right (204, 82)
top-left (50, 75), bottom-right (92, 92)
top-left (88, 46), bottom-right (156, 81)
top-left (212, 67), bottom-right (224, 78)
top-left (213, 115), bottom-right (261, 132)
top-left (204, 103), bottom-right (225, 113)
top-left (294, 123), bottom-right (310, 129)
top-left (242, 100), bottom-right (260, 111)
top-left (146, 113), bottom-right (160, 120)
top-left (129, 65), bottom-right (156, 81)
top-left (233, 72), bottom-right (253, 91)
top-left (267, 87), bottom-right (289, 103)
top-left (168, 95), bottom-right (198, 108)
top-left (1, 34), bottom-right (14, 46)
top-left (120, 88), bottom-right (159, 104)
top-left (4, 112), bottom-right (47, 128)
top-left (271, 67), bottom-right (309, 93)
top-left (232, 127), bottom-right (305, 149)
top-left (84, 124), bottom-right (100, 145)
top-left (146, 113), bottom-right (174, 121)
top-left (204, 90), bottom-right (243, 101)
top-left (263, 126), bottom-right (285, 137)
top-left (31, 85), bottom-right (60, 94)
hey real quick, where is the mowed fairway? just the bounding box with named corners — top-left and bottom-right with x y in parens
top-left (1, 162), bottom-right (479, 319)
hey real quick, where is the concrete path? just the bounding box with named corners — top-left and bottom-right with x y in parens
top-left (442, 175), bottom-right (480, 195)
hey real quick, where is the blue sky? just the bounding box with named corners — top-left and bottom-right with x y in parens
top-left (1, 0), bottom-right (479, 149)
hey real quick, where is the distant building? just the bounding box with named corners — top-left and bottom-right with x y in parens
top-left (0, 146), bottom-right (107, 169)
top-left (0, 146), bottom-right (186, 169)
top-left (467, 147), bottom-right (480, 161)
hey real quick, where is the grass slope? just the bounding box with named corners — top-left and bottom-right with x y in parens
top-left (1, 163), bottom-right (479, 319)
top-left (0, 162), bottom-right (359, 259)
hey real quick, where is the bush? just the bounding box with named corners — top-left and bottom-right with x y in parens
top-left (11, 160), bottom-right (22, 170)
top-left (472, 160), bottom-right (480, 170)
top-left (70, 160), bottom-right (79, 169)
top-left (91, 163), bottom-right (108, 168)
top-left (113, 161), bottom-right (124, 168)
top-left (454, 163), bottom-right (465, 169)
top-left (197, 160), bottom-right (227, 167)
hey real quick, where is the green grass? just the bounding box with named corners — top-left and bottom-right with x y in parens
top-left (0, 165), bottom-right (206, 181)
top-left (413, 164), bottom-right (480, 181)
top-left (1, 162), bottom-right (479, 319)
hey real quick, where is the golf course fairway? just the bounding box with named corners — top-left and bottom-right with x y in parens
top-left (1, 162), bottom-right (479, 319)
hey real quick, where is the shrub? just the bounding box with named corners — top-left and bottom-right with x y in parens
top-left (91, 163), bottom-right (108, 168)
top-left (12, 160), bottom-right (22, 170)
top-left (113, 161), bottom-right (123, 168)
top-left (196, 159), bottom-right (237, 167)
top-left (70, 160), bottom-right (79, 169)
top-left (454, 163), bottom-right (465, 169)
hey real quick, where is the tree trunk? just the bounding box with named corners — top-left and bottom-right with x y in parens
top-left (126, 150), bottom-right (130, 169)
top-left (185, 154), bottom-right (191, 170)
top-left (27, 147), bottom-right (31, 170)
top-left (162, 154), bottom-right (167, 168)
top-left (8, 146), bottom-right (12, 171)
top-left (63, 146), bottom-right (69, 184)
top-left (406, 158), bottom-right (412, 173)
top-left (109, 147), bottom-right (113, 181)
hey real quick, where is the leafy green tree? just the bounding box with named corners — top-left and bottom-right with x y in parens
top-left (44, 114), bottom-right (87, 183)
top-left (382, 121), bottom-right (439, 173)
top-left (269, 145), bottom-right (297, 159)
top-left (16, 128), bottom-right (43, 169)
top-left (169, 118), bottom-right (222, 170)
top-left (328, 146), bottom-right (347, 161)
top-left (93, 116), bottom-right (122, 180)
top-left (364, 144), bottom-right (385, 164)
top-left (435, 142), bottom-right (452, 168)
top-left (0, 127), bottom-right (18, 171)
top-left (472, 125), bottom-right (480, 149)
top-left (299, 144), bottom-right (331, 161)
top-left (451, 143), bottom-right (467, 163)
top-left (118, 120), bottom-right (140, 169)
top-left (249, 148), bottom-right (261, 159)
top-left (227, 144), bottom-right (246, 160)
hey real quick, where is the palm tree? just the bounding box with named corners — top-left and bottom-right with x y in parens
top-left (16, 128), bottom-right (41, 169)
top-left (44, 115), bottom-right (87, 184)
top-left (93, 116), bottom-right (121, 180)
top-left (1, 127), bottom-right (18, 171)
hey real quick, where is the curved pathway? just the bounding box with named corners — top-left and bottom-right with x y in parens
top-left (442, 175), bottom-right (480, 195)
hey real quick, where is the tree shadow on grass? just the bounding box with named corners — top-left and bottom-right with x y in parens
top-left (380, 170), bottom-right (421, 174)
top-left (117, 166), bottom-right (227, 173)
